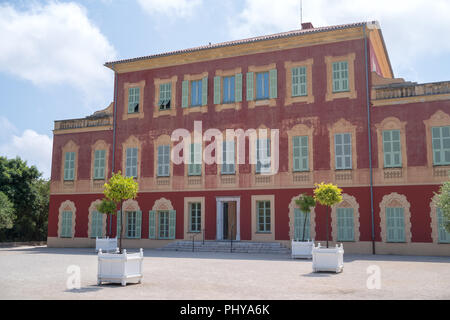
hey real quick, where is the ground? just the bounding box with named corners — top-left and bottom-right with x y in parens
top-left (0, 246), bottom-right (449, 300)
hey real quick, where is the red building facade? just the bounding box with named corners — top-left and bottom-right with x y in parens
top-left (48, 21), bottom-right (450, 256)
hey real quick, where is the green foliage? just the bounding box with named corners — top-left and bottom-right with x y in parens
top-left (313, 182), bottom-right (343, 208)
top-left (96, 199), bottom-right (117, 216)
top-left (0, 192), bottom-right (15, 230)
top-left (435, 180), bottom-right (450, 233)
top-left (295, 194), bottom-right (316, 213)
top-left (103, 171), bottom-right (139, 204)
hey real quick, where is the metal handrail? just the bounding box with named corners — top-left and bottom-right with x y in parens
top-left (230, 224), bottom-right (235, 253)
top-left (191, 233), bottom-right (201, 252)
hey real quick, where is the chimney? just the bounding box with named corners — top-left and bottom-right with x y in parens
top-left (301, 22), bottom-right (314, 30)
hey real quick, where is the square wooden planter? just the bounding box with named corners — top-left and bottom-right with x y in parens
top-left (312, 243), bottom-right (344, 273)
top-left (97, 249), bottom-right (144, 286)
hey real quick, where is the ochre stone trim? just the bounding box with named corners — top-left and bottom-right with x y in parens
top-left (379, 192), bottom-right (412, 243)
top-left (288, 194), bottom-right (316, 241)
top-left (368, 28), bottom-right (393, 78)
top-left (183, 197), bottom-right (205, 240)
top-left (122, 199), bottom-right (141, 212)
top-left (121, 135), bottom-right (143, 179)
top-left (58, 200), bottom-right (76, 238)
top-left (251, 194), bottom-right (275, 242)
top-left (61, 140), bottom-right (80, 188)
top-left (423, 110), bottom-right (450, 169)
top-left (325, 53), bottom-right (357, 101)
top-left (123, 80), bottom-right (145, 120)
top-left (87, 199), bottom-right (107, 238)
top-left (372, 93), bottom-right (450, 107)
top-left (152, 197), bottom-right (174, 212)
top-left (287, 123), bottom-right (315, 173)
top-left (284, 59), bottom-right (314, 105)
top-left (330, 193), bottom-right (360, 242)
top-left (328, 118), bottom-right (358, 174)
top-left (153, 75), bottom-right (178, 118)
top-left (153, 134), bottom-right (173, 189)
top-left (248, 63), bottom-right (277, 109)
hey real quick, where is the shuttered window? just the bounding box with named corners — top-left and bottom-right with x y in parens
top-left (126, 211), bottom-right (142, 239)
top-left (93, 150), bottom-right (106, 180)
top-left (256, 72), bottom-right (269, 100)
top-left (294, 208), bottom-right (310, 241)
top-left (159, 211), bottom-right (169, 239)
top-left (191, 80), bottom-right (202, 106)
top-left (332, 61), bottom-right (349, 93)
top-left (90, 211), bottom-right (103, 238)
top-left (157, 145), bottom-right (170, 177)
top-left (293, 136), bottom-right (308, 172)
top-left (159, 83), bottom-right (171, 110)
top-left (64, 152), bottom-right (75, 181)
top-left (61, 211), bottom-right (72, 238)
top-left (257, 201), bottom-right (271, 233)
top-left (386, 207), bottom-right (405, 243)
top-left (432, 126), bottom-right (450, 165)
top-left (246, 72), bottom-right (254, 101)
top-left (256, 139), bottom-right (271, 174)
top-left (223, 76), bottom-right (235, 103)
top-left (335, 133), bottom-right (352, 170)
top-left (128, 87), bottom-right (140, 113)
top-left (188, 143), bottom-right (202, 176)
top-left (383, 130), bottom-right (402, 167)
top-left (292, 66), bottom-right (307, 97)
top-left (222, 141), bottom-right (235, 174)
top-left (337, 208), bottom-right (354, 241)
top-left (189, 203), bottom-right (201, 233)
top-left (125, 148), bottom-right (138, 178)
top-left (437, 208), bottom-right (450, 243)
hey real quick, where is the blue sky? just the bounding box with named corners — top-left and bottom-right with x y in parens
top-left (1, 0), bottom-right (450, 179)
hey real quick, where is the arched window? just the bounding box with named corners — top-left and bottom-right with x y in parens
top-left (331, 194), bottom-right (360, 242)
top-left (379, 193), bottom-right (412, 243)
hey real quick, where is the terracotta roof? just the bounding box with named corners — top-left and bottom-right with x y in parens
top-left (104, 21), bottom-right (378, 68)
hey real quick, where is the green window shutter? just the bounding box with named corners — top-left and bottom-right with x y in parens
top-left (169, 210), bottom-right (176, 239)
top-left (235, 73), bottom-right (243, 102)
top-left (337, 208), bottom-right (354, 241)
top-left (188, 143), bottom-right (202, 176)
top-left (246, 72), bottom-right (254, 101)
top-left (94, 150), bottom-right (106, 179)
top-left (128, 87), bottom-right (140, 113)
top-left (136, 211), bottom-right (142, 239)
top-left (116, 210), bottom-right (121, 238)
top-left (202, 77), bottom-right (208, 106)
top-left (396, 208), bottom-right (405, 242)
top-left (61, 211), bottom-right (72, 238)
top-left (332, 62), bottom-right (349, 93)
top-left (293, 136), bottom-right (308, 172)
top-left (269, 69), bottom-right (277, 99)
top-left (149, 211), bottom-right (156, 239)
top-left (182, 80), bottom-right (189, 108)
top-left (214, 76), bottom-right (221, 105)
top-left (437, 208), bottom-right (450, 243)
top-left (432, 126), bottom-right (450, 165)
top-left (294, 208), bottom-right (310, 241)
top-left (335, 133), bottom-right (352, 170)
top-left (292, 67), bottom-right (307, 97)
top-left (91, 211), bottom-right (98, 238)
top-left (383, 130), bottom-right (401, 168)
top-left (64, 152), bottom-right (75, 181)
top-left (386, 207), bottom-right (405, 242)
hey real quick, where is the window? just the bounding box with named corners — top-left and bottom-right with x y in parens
top-left (383, 130), bottom-right (402, 168)
top-left (257, 201), bottom-right (271, 233)
top-left (91, 211), bottom-right (103, 238)
top-left (149, 210), bottom-right (176, 240)
top-left (93, 150), bottom-right (106, 180)
top-left (189, 203), bottom-right (201, 233)
top-left (127, 211), bottom-right (137, 238)
top-left (437, 208), bottom-right (450, 243)
top-left (157, 145), bottom-right (170, 177)
top-left (335, 133), bottom-right (352, 170)
top-left (256, 139), bottom-right (271, 174)
top-left (294, 208), bottom-right (310, 241)
top-left (159, 83), bottom-right (171, 110)
top-left (61, 211), bottom-right (72, 238)
top-left (128, 87), bottom-right (140, 113)
top-left (188, 143), bottom-right (202, 176)
top-left (432, 126), bottom-right (450, 165)
top-left (292, 66), bottom-right (307, 97)
top-left (332, 61), bottom-right (349, 93)
top-left (191, 80), bottom-right (203, 106)
top-left (223, 76), bottom-right (235, 103)
top-left (337, 208), bottom-right (354, 241)
top-left (293, 136), bottom-right (308, 172)
top-left (159, 211), bottom-right (169, 239)
top-left (256, 72), bottom-right (269, 100)
top-left (64, 152), bottom-right (75, 181)
top-left (126, 148), bottom-right (138, 178)
top-left (386, 207), bottom-right (405, 243)
top-left (222, 141), bottom-right (235, 174)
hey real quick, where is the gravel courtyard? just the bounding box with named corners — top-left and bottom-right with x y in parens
top-left (0, 246), bottom-right (449, 300)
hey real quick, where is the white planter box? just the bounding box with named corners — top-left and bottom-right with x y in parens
top-left (95, 237), bottom-right (118, 253)
top-left (312, 243), bottom-right (344, 273)
top-left (97, 248), bottom-right (144, 286)
top-left (291, 240), bottom-right (314, 259)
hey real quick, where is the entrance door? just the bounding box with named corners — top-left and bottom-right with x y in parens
top-left (223, 201), bottom-right (237, 240)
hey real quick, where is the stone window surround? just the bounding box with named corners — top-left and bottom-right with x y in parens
top-left (379, 192), bottom-right (412, 243)
top-left (325, 53), bottom-right (357, 101)
top-left (214, 67), bottom-right (243, 112)
top-left (287, 123), bottom-right (315, 173)
top-left (183, 71), bottom-right (209, 115)
top-left (153, 76), bottom-right (178, 118)
top-left (284, 58), bottom-right (314, 106)
top-left (87, 199), bottom-right (107, 238)
top-left (251, 194), bottom-right (275, 242)
top-left (122, 135), bottom-right (142, 179)
top-left (328, 118), bottom-right (358, 171)
top-left (330, 193), bottom-right (361, 242)
top-left (375, 116), bottom-right (407, 169)
top-left (58, 200), bottom-right (76, 238)
top-left (183, 197), bottom-right (205, 240)
top-left (123, 80), bottom-right (146, 120)
top-left (288, 194), bottom-right (316, 241)
top-left (247, 63), bottom-right (277, 109)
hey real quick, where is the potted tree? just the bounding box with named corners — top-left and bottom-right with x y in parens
top-left (97, 171), bottom-right (143, 286)
top-left (291, 194), bottom-right (316, 259)
top-left (312, 182), bottom-right (344, 273)
top-left (95, 198), bottom-right (118, 252)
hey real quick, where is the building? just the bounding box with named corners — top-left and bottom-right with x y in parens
top-left (47, 21), bottom-right (450, 256)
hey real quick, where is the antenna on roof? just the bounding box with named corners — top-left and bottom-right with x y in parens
top-left (300, 0), bottom-right (303, 26)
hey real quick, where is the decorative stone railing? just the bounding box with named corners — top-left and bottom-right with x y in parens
top-left (374, 81), bottom-right (450, 100)
top-left (54, 116), bottom-right (113, 131)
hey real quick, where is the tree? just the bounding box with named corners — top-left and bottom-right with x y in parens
top-left (96, 198), bottom-right (117, 237)
top-left (435, 180), bottom-right (450, 233)
top-left (0, 192), bottom-right (15, 230)
top-left (295, 194), bottom-right (316, 241)
top-left (103, 171), bottom-right (139, 253)
top-left (313, 182), bottom-right (343, 248)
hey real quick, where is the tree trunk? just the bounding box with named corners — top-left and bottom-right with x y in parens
top-left (119, 200), bottom-right (123, 254)
top-left (302, 211), bottom-right (308, 242)
top-left (326, 206), bottom-right (329, 248)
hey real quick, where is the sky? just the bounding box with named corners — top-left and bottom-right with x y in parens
top-left (1, 0), bottom-right (450, 179)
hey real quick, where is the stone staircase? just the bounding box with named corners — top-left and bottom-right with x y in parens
top-left (158, 241), bottom-right (291, 254)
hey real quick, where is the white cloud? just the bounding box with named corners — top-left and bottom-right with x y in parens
top-left (228, 0), bottom-right (450, 82)
top-left (0, 118), bottom-right (52, 179)
top-left (0, 1), bottom-right (117, 107)
top-left (137, 0), bottom-right (202, 18)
